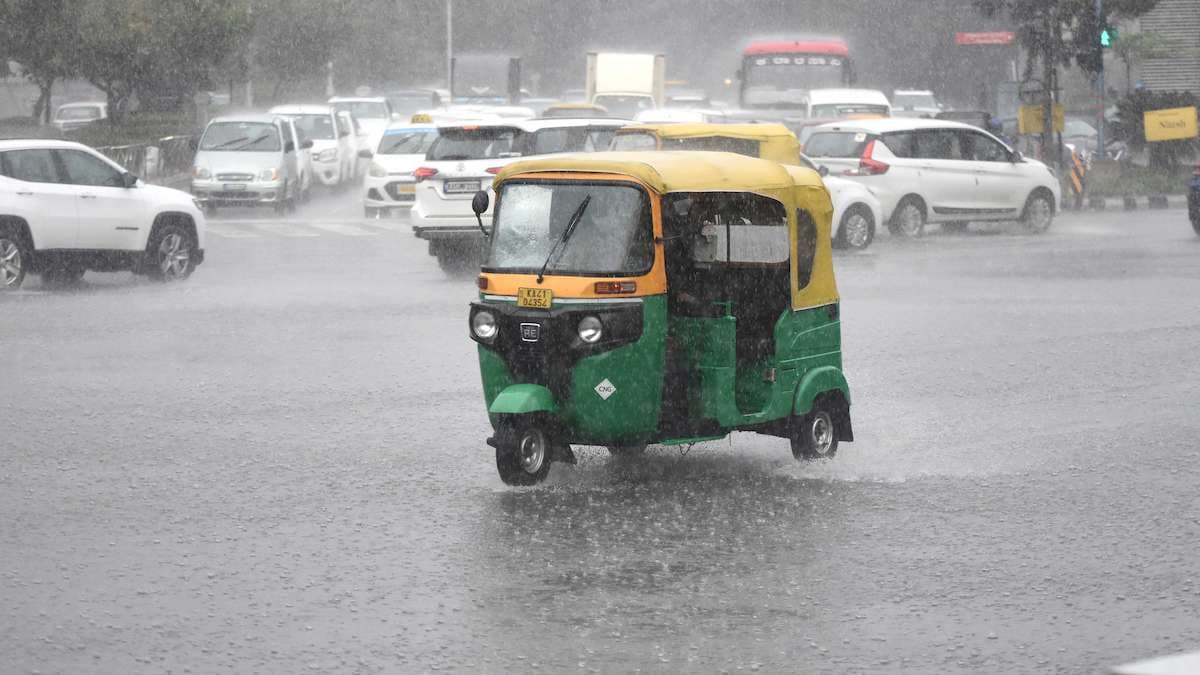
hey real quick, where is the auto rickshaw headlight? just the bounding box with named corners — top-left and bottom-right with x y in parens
top-left (577, 316), bottom-right (603, 344)
top-left (472, 311), bottom-right (498, 340)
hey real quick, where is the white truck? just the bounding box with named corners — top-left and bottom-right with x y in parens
top-left (585, 52), bottom-right (665, 120)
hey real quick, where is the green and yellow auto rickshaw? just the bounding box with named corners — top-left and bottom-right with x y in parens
top-left (467, 151), bottom-right (853, 485)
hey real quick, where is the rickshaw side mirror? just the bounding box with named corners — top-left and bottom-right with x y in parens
top-left (471, 190), bottom-right (490, 216)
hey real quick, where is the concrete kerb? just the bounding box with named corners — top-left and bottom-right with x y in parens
top-left (1063, 194), bottom-right (1189, 212)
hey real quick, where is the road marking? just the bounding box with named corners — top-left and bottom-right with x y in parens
top-left (310, 223), bottom-right (376, 237)
top-left (253, 223), bottom-right (320, 237)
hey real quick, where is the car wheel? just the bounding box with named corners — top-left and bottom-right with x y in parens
top-left (790, 402), bottom-right (839, 460)
top-left (1021, 191), bottom-right (1055, 234)
top-left (606, 443), bottom-right (648, 458)
top-left (888, 197), bottom-right (926, 238)
top-left (495, 417), bottom-right (553, 486)
top-left (0, 232), bottom-right (28, 291)
top-left (834, 205), bottom-right (875, 251)
top-left (147, 223), bottom-right (195, 282)
top-left (942, 221), bottom-right (969, 233)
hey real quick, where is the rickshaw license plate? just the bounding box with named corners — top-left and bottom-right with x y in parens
top-left (517, 287), bottom-right (552, 309)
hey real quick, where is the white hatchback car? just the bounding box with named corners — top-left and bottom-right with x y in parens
top-left (0, 139), bottom-right (206, 290)
top-left (361, 123), bottom-right (438, 217)
top-left (804, 118), bottom-right (1061, 236)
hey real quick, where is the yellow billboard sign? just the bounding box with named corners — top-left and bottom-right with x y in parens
top-left (1018, 104), bottom-right (1064, 135)
top-left (1144, 106), bottom-right (1199, 142)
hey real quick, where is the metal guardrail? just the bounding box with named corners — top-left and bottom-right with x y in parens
top-left (97, 135), bottom-right (196, 183)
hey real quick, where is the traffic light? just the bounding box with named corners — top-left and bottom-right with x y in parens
top-left (1100, 23), bottom-right (1117, 48)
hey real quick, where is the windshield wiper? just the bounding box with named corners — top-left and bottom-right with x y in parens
top-left (209, 136), bottom-right (249, 149)
top-left (537, 195), bottom-right (591, 283)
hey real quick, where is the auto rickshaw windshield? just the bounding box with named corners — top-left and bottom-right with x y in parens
top-left (485, 181), bottom-right (654, 276)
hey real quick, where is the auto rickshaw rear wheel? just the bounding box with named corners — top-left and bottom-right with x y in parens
top-left (790, 403), bottom-right (839, 460)
top-left (495, 417), bottom-right (553, 486)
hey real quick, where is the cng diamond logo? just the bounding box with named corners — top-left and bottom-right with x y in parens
top-left (594, 379), bottom-right (616, 401)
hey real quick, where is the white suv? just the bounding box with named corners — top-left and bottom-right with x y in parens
top-left (804, 118), bottom-right (1061, 236)
top-left (0, 140), bottom-right (206, 290)
top-left (270, 105), bottom-right (355, 188)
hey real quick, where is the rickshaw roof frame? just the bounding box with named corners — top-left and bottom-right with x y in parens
top-left (493, 151), bottom-right (838, 311)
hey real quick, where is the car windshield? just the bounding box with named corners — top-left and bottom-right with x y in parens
top-left (427, 127), bottom-right (521, 161)
top-left (199, 122), bottom-right (281, 151)
top-left (810, 103), bottom-right (890, 118)
top-left (377, 129), bottom-right (438, 155)
top-left (333, 101), bottom-right (389, 120)
top-left (486, 182), bottom-right (653, 276)
top-left (57, 106), bottom-right (102, 121)
top-left (527, 127), bottom-right (616, 154)
top-left (287, 114), bottom-right (336, 140)
top-left (610, 131), bottom-right (659, 151)
top-left (803, 131), bottom-right (870, 158)
top-left (743, 57), bottom-right (846, 105)
top-left (893, 93), bottom-right (938, 109)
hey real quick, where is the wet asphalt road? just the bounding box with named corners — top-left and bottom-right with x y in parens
top-left (3, 190), bottom-right (1200, 674)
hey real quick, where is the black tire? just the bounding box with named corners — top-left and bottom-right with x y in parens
top-left (495, 418), bottom-right (553, 486)
top-left (146, 222), bottom-right (196, 282)
top-left (1192, 214), bottom-right (1200, 237)
top-left (833, 205), bottom-right (875, 250)
top-left (203, 203), bottom-right (218, 217)
top-left (1021, 191), bottom-right (1055, 234)
top-left (0, 229), bottom-right (29, 291)
top-left (790, 401), bottom-right (839, 460)
top-left (888, 196), bottom-right (926, 238)
top-left (606, 443), bottom-right (648, 458)
top-left (942, 221), bottom-right (969, 233)
top-left (40, 265), bottom-right (85, 288)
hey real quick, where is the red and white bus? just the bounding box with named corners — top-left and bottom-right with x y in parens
top-left (738, 38), bottom-right (855, 110)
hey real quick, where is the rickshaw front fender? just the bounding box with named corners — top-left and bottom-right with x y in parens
top-left (489, 384), bottom-right (558, 415)
top-left (793, 366), bottom-right (851, 416)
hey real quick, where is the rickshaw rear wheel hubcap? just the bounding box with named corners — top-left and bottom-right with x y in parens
top-left (518, 429), bottom-right (548, 474)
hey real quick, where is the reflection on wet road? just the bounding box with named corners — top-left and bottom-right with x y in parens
top-left (3, 198), bottom-right (1200, 673)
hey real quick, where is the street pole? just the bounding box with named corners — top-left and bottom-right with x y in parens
top-left (1041, 5), bottom-right (1055, 169)
top-left (1096, 0), bottom-right (1106, 157)
top-left (446, 0), bottom-right (453, 99)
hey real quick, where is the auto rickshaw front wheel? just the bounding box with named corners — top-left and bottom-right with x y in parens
top-left (494, 417), bottom-right (554, 486)
top-left (790, 404), bottom-right (839, 460)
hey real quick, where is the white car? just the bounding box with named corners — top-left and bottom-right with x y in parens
top-left (269, 105), bottom-right (355, 188)
top-left (411, 118), bottom-right (624, 233)
top-left (191, 114), bottom-right (307, 213)
top-left (892, 89), bottom-right (942, 118)
top-left (804, 88), bottom-right (892, 119)
top-left (797, 155), bottom-right (882, 251)
top-left (361, 123), bottom-right (438, 217)
top-left (52, 102), bottom-right (108, 132)
top-left (0, 139), bottom-right (206, 290)
top-left (804, 118), bottom-right (1061, 236)
top-left (329, 96), bottom-right (396, 156)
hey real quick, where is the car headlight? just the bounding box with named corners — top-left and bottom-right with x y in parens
top-left (316, 149), bottom-right (338, 162)
top-left (577, 316), bottom-right (603, 343)
top-left (193, 167), bottom-right (210, 179)
top-left (260, 168), bottom-right (280, 182)
top-left (472, 311), bottom-right (497, 340)
top-left (369, 162), bottom-right (387, 178)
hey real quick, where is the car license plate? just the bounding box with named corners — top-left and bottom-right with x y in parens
top-left (223, 184), bottom-right (246, 191)
top-left (517, 287), bottom-right (552, 309)
top-left (444, 180), bottom-right (481, 194)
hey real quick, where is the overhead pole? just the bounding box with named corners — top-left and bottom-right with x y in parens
top-left (446, 0), bottom-right (453, 99)
top-left (1096, 0), bottom-right (1106, 157)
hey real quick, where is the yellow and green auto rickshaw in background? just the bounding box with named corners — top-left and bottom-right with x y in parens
top-left (610, 122), bottom-right (801, 164)
top-left (467, 151), bottom-right (853, 485)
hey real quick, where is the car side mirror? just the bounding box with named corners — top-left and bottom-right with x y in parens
top-left (122, 172), bottom-right (138, 188)
top-left (818, 165), bottom-right (829, 177)
top-left (284, 141), bottom-right (295, 153)
top-left (302, 139), bottom-right (314, 149)
top-left (1010, 150), bottom-right (1023, 163)
top-left (358, 149), bottom-right (373, 159)
top-left (339, 130), bottom-right (349, 138)
top-left (471, 189), bottom-right (490, 216)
